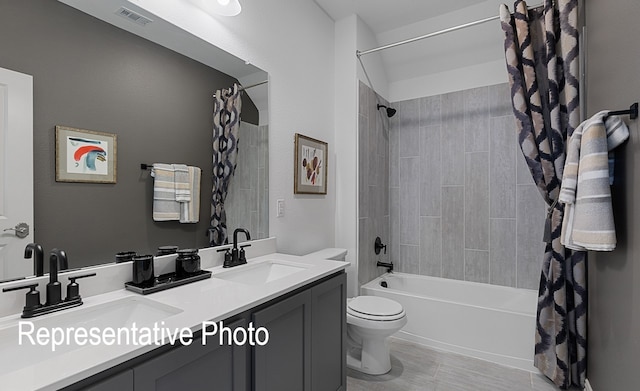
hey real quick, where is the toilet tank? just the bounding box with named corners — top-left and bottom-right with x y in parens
top-left (304, 248), bottom-right (347, 262)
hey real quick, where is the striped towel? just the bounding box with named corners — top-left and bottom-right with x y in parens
top-left (180, 166), bottom-right (201, 223)
top-left (559, 111), bottom-right (629, 251)
top-left (151, 163), bottom-right (180, 221)
top-left (174, 164), bottom-right (191, 202)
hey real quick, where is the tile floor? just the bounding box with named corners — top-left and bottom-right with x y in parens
top-left (347, 338), bottom-right (581, 391)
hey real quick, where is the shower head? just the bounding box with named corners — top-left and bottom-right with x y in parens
top-left (377, 104), bottom-right (397, 118)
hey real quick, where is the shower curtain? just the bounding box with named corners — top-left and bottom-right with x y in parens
top-left (500, 0), bottom-right (586, 388)
top-left (209, 83), bottom-right (242, 246)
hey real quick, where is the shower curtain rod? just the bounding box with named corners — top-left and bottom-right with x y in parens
top-left (356, 3), bottom-right (543, 58)
top-left (212, 80), bottom-right (268, 97)
top-left (239, 80), bottom-right (268, 91)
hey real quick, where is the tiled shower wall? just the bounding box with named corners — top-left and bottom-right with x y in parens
top-left (358, 81), bottom-right (390, 287)
top-left (226, 122), bottom-right (269, 240)
top-left (386, 83), bottom-right (546, 289)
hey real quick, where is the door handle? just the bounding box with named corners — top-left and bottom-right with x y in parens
top-left (3, 223), bottom-right (29, 238)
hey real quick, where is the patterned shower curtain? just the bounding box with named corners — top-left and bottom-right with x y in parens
top-left (209, 83), bottom-right (242, 246)
top-left (500, 0), bottom-right (586, 388)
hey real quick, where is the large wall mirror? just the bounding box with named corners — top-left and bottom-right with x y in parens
top-left (0, 0), bottom-right (268, 280)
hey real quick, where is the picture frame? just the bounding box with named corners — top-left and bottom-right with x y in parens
top-left (55, 126), bottom-right (117, 183)
top-left (294, 133), bottom-right (327, 195)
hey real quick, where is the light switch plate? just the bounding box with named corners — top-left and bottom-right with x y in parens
top-left (276, 199), bottom-right (285, 217)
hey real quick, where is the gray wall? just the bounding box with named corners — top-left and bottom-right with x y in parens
top-left (358, 81), bottom-right (389, 287)
top-left (585, 1), bottom-right (640, 389)
top-left (0, 0), bottom-right (258, 268)
top-left (387, 83), bottom-right (546, 289)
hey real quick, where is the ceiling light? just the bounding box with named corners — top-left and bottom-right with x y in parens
top-left (189, 0), bottom-right (242, 16)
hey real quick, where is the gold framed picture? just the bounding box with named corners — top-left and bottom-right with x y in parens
top-left (55, 126), bottom-right (117, 183)
top-left (294, 133), bottom-right (327, 195)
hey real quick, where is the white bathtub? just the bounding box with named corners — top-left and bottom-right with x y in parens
top-left (361, 272), bottom-right (538, 372)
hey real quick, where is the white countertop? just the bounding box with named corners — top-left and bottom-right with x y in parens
top-left (0, 252), bottom-right (348, 391)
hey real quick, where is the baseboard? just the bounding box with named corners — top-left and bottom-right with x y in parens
top-left (584, 379), bottom-right (593, 391)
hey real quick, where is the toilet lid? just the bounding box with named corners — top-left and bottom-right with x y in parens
top-left (347, 296), bottom-right (405, 320)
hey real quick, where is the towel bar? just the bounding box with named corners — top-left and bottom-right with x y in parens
top-left (605, 102), bottom-right (638, 121)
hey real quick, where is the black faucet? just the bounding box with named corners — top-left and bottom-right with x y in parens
top-left (25, 243), bottom-right (44, 277)
top-left (219, 228), bottom-right (252, 268)
top-left (231, 228), bottom-right (251, 266)
top-left (377, 261), bottom-right (394, 273)
top-left (3, 247), bottom-right (95, 318)
top-left (46, 249), bottom-right (67, 306)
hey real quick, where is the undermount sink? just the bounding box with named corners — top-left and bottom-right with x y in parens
top-left (0, 296), bottom-right (182, 375)
top-left (213, 259), bottom-right (311, 285)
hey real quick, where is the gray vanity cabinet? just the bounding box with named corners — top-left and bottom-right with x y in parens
top-left (134, 317), bottom-right (249, 391)
top-left (253, 289), bottom-right (313, 391)
top-left (310, 273), bottom-right (346, 391)
top-left (81, 369), bottom-right (134, 391)
top-left (252, 272), bottom-right (346, 391)
top-left (67, 271), bottom-right (345, 391)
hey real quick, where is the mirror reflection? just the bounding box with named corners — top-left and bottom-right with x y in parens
top-left (0, 0), bottom-right (268, 280)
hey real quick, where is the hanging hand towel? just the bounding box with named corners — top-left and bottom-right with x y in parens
top-left (559, 112), bottom-right (629, 251)
top-left (180, 166), bottom-right (201, 223)
top-left (174, 164), bottom-right (191, 202)
top-left (151, 163), bottom-right (180, 221)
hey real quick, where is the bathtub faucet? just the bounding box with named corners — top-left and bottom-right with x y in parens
top-left (376, 261), bottom-right (394, 273)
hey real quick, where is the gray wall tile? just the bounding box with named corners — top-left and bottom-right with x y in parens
top-left (464, 250), bottom-right (489, 283)
top-left (420, 95), bottom-right (441, 126)
top-left (389, 117), bottom-right (400, 187)
top-left (464, 152), bottom-right (489, 250)
top-left (400, 245), bottom-right (420, 274)
top-left (381, 215), bottom-right (390, 265)
top-left (226, 122), bottom-right (266, 237)
top-left (358, 217), bottom-right (370, 288)
top-left (368, 140), bottom-right (379, 186)
top-left (398, 99), bottom-right (420, 157)
top-left (399, 157), bottom-right (420, 245)
top-left (441, 91), bottom-right (465, 185)
top-left (490, 116), bottom-right (517, 218)
top-left (490, 219), bottom-right (516, 287)
top-left (390, 187), bottom-right (400, 263)
top-left (442, 186), bottom-right (464, 280)
top-left (358, 81), bottom-right (368, 117)
top-left (359, 82), bottom-right (544, 292)
top-left (464, 86), bottom-right (489, 152)
top-left (516, 184), bottom-right (547, 289)
top-left (384, 150), bottom-right (389, 216)
top-left (420, 217), bottom-right (441, 277)
top-left (368, 185), bottom-right (379, 225)
top-left (420, 125), bottom-right (442, 216)
top-left (358, 114), bottom-right (369, 218)
top-left (358, 82), bottom-right (390, 286)
top-left (489, 82), bottom-right (512, 118)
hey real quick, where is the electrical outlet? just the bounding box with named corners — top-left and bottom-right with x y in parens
top-left (276, 199), bottom-right (285, 217)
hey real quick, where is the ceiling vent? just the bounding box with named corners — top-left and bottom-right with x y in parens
top-left (115, 7), bottom-right (153, 26)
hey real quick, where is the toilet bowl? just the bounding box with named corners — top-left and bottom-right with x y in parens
top-left (304, 248), bottom-right (408, 375)
top-left (346, 295), bottom-right (407, 374)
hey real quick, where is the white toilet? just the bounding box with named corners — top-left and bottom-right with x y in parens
top-left (304, 248), bottom-right (407, 375)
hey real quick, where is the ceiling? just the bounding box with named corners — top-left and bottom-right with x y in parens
top-left (59, 0), bottom-right (268, 113)
top-left (314, 0), bottom-right (508, 93)
top-left (313, 0), bottom-right (487, 34)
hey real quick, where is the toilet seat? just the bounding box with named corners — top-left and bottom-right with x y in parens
top-left (347, 296), bottom-right (405, 321)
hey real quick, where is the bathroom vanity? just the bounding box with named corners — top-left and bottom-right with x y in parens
top-left (71, 272), bottom-right (346, 391)
top-left (0, 240), bottom-right (348, 391)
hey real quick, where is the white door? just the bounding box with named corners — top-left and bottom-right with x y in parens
top-left (0, 67), bottom-right (33, 280)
